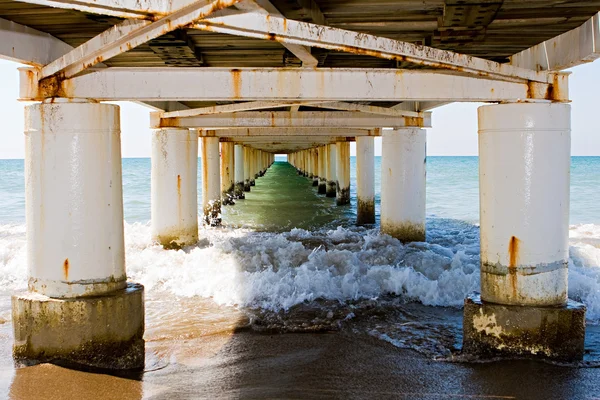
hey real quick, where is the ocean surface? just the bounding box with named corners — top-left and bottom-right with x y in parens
top-left (0, 156), bottom-right (600, 398)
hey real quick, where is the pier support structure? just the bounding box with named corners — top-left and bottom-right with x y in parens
top-left (325, 143), bottom-right (337, 197)
top-left (312, 149), bottom-right (319, 186)
top-left (13, 99), bottom-right (144, 369)
top-left (318, 146), bottom-right (326, 194)
top-left (234, 144), bottom-right (245, 199)
top-left (380, 128), bottom-right (426, 242)
top-left (336, 141), bottom-right (351, 205)
top-left (201, 136), bottom-right (222, 226)
top-left (463, 102), bottom-right (585, 361)
top-left (243, 146), bottom-right (252, 192)
top-left (356, 136), bottom-right (375, 224)
top-left (221, 142), bottom-right (235, 205)
top-left (152, 127), bottom-right (199, 248)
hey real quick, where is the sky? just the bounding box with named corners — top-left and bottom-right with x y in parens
top-left (0, 58), bottom-right (598, 158)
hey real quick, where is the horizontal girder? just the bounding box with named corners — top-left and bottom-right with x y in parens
top-left (200, 128), bottom-right (378, 136)
top-left (20, 67), bottom-right (567, 102)
top-left (154, 111), bottom-right (430, 129)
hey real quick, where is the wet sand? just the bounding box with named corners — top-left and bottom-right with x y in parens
top-left (4, 327), bottom-right (600, 400)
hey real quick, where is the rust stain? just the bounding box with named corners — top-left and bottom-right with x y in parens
top-left (177, 174), bottom-right (182, 196)
top-left (526, 80), bottom-right (535, 99)
top-left (508, 236), bottom-right (520, 299)
top-left (231, 69), bottom-right (242, 99)
top-left (63, 258), bottom-right (69, 280)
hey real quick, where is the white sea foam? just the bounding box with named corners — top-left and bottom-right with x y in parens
top-left (1, 221), bottom-right (600, 320)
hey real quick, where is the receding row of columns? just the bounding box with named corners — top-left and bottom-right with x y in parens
top-left (13, 99), bottom-right (581, 368)
top-left (287, 130), bottom-right (426, 243)
top-left (151, 128), bottom-right (274, 247)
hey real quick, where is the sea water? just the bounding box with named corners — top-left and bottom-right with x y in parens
top-left (0, 156), bottom-right (599, 362)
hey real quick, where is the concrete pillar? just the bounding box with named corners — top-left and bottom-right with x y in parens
top-left (234, 144), bottom-right (245, 199)
top-left (251, 148), bottom-right (257, 185)
top-left (14, 99), bottom-right (144, 369)
top-left (312, 148), bottom-right (319, 186)
top-left (221, 142), bottom-right (235, 205)
top-left (356, 136), bottom-right (375, 224)
top-left (326, 143), bottom-right (337, 197)
top-left (318, 146), bottom-right (326, 194)
top-left (243, 146), bottom-right (251, 192)
top-left (201, 137), bottom-right (221, 226)
top-left (336, 141), bottom-right (351, 205)
top-left (381, 128), bottom-right (426, 242)
top-left (463, 102), bottom-right (585, 361)
top-left (152, 128), bottom-right (199, 248)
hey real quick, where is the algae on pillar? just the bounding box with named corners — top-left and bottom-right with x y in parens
top-left (202, 137), bottom-right (222, 226)
top-left (326, 143), bottom-right (337, 197)
top-left (220, 142), bottom-right (235, 206)
top-left (13, 99), bottom-right (144, 370)
top-left (234, 144), bottom-right (245, 199)
top-left (336, 141), bottom-right (351, 205)
top-left (152, 127), bottom-right (199, 248)
top-left (380, 128), bottom-right (426, 242)
top-left (463, 102), bottom-right (585, 361)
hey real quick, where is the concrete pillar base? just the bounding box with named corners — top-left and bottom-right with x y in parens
top-left (462, 293), bottom-right (585, 361)
top-left (336, 185), bottom-right (350, 205)
top-left (326, 181), bottom-right (336, 198)
top-left (234, 182), bottom-right (245, 199)
top-left (12, 283), bottom-right (145, 370)
top-left (312, 178), bottom-right (319, 187)
top-left (318, 180), bottom-right (326, 194)
top-left (381, 221), bottom-right (425, 243)
top-left (203, 200), bottom-right (222, 227)
top-left (357, 199), bottom-right (375, 225)
top-left (222, 193), bottom-right (235, 206)
top-left (250, 179), bottom-right (256, 187)
top-left (244, 180), bottom-right (251, 192)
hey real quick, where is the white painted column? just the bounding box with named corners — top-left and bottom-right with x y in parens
top-left (152, 127), bottom-right (199, 249)
top-left (479, 103), bottom-right (570, 306)
top-left (234, 144), bottom-right (245, 199)
top-left (250, 148), bottom-right (257, 185)
top-left (201, 137), bottom-right (221, 226)
top-left (326, 143), bottom-right (337, 197)
top-left (25, 99), bottom-right (127, 297)
top-left (318, 146), bottom-right (326, 194)
top-left (312, 148), bottom-right (319, 186)
top-left (221, 141), bottom-right (235, 205)
top-left (336, 141), bottom-right (351, 205)
top-left (381, 128), bottom-right (426, 242)
top-left (243, 146), bottom-right (251, 191)
top-left (356, 136), bottom-right (375, 224)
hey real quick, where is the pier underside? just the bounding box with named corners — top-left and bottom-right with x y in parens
top-left (1, 0), bottom-right (599, 369)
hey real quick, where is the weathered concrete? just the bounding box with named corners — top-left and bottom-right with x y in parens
top-left (478, 103), bottom-right (571, 306)
top-left (381, 128), bottom-right (426, 242)
top-left (243, 146), bottom-right (251, 192)
top-left (326, 143), bottom-right (337, 198)
top-left (234, 144), bottom-right (245, 199)
top-left (463, 293), bottom-right (585, 361)
top-left (317, 146), bottom-right (326, 194)
top-left (12, 283), bottom-right (145, 370)
top-left (201, 136), bottom-right (221, 226)
top-left (312, 148), bottom-right (319, 186)
top-left (25, 100), bottom-right (129, 296)
top-left (356, 136), bottom-right (375, 224)
top-left (220, 142), bottom-right (235, 206)
top-left (336, 141), bottom-right (350, 205)
top-left (151, 127), bottom-right (199, 249)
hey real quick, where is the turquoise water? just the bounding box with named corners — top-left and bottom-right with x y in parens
top-left (1, 156), bottom-right (598, 224)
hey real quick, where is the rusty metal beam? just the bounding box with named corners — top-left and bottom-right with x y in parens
top-left (152, 110), bottom-right (431, 129)
top-left (162, 100), bottom-right (326, 118)
top-left (21, 67), bottom-right (564, 102)
top-left (195, 10), bottom-right (550, 83)
top-left (11, 0), bottom-right (204, 19)
top-left (199, 128), bottom-right (376, 136)
top-left (40, 0), bottom-right (241, 80)
top-left (510, 13), bottom-right (600, 71)
top-left (234, 0), bottom-right (318, 66)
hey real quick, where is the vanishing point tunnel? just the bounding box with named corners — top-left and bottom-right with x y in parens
top-left (2, 0), bottom-right (599, 368)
